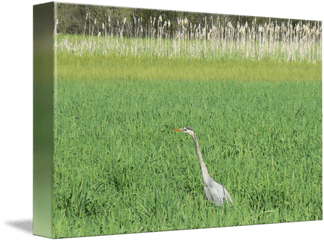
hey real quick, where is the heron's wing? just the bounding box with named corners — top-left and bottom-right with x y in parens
top-left (205, 176), bottom-right (233, 206)
top-left (204, 185), bottom-right (213, 202)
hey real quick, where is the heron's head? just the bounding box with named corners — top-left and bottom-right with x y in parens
top-left (174, 127), bottom-right (195, 136)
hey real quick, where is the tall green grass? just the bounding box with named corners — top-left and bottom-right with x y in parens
top-left (54, 81), bottom-right (323, 236)
top-left (56, 52), bottom-right (321, 83)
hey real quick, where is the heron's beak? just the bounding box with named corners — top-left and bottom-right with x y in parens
top-left (173, 128), bottom-right (182, 132)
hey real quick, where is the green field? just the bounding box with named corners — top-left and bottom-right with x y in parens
top-left (53, 49), bottom-right (322, 238)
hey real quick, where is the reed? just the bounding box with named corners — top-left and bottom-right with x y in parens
top-left (55, 15), bottom-right (322, 62)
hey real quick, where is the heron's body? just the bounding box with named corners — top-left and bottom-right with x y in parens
top-left (174, 127), bottom-right (232, 206)
top-left (204, 174), bottom-right (232, 205)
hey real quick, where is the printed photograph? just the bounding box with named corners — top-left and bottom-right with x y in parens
top-left (53, 2), bottom-right (322, 238)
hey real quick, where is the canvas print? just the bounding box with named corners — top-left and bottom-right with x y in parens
top-left (33, 2), bottom-right (322, 238)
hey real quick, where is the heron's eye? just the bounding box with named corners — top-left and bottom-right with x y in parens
top-left (183, 129), bottom-right (187, 131)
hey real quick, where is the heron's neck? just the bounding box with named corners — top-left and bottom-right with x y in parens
top-left (191, 134), bottom-right (210, 184)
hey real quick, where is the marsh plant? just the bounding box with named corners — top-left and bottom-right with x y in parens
top-left (55, 13), bottom-right (322, 62)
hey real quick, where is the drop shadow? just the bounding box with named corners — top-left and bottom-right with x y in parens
top-left (5, 219), bottom-right (33, 235)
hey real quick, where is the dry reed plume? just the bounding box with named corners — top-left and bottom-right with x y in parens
top-left (55, 15), bottom-right (322, 62)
